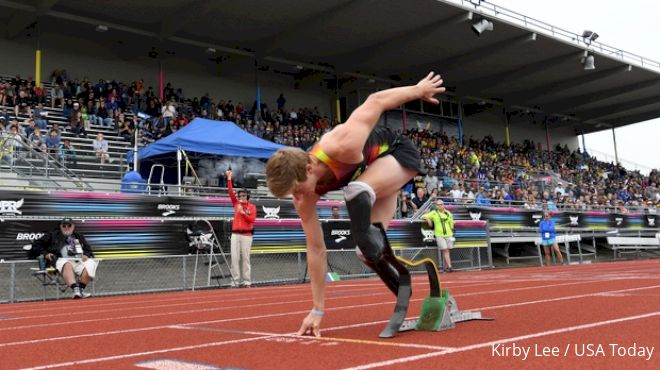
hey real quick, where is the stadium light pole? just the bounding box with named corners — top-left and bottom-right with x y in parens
top-left (611, 127), bottom-right (619, 164)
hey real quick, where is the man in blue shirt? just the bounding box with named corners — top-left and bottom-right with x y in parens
top-left (539, 212), bottom-right (564, 266)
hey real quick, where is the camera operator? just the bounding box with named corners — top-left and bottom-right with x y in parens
top-left (398, 190), bottom-right (415, 218)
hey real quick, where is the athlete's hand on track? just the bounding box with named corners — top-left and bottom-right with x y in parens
top-left (297, 312), bottom-right (322, 337)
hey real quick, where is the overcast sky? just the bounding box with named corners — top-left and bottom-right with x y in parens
top-left (486, 0), bottom-right (659, 172)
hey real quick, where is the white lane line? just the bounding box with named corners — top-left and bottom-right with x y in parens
top-left (19, 334), bottom-right (278, 370)
top-left (17, 309), bottom-right (660, 369)
top-left (135, 359), bottom-right (221, 370)
top-left (3, 283), bottom-right (658, 349)
top-left (169, 325), bottom-right (453, 351)
top-left (4, 262), bottom-right (656, 316)
top-left (341, 311), bottom-right (660, 370)
top-left (1, 279), bottom-right (597, 331)
top-left (0, 279), bottom-right (501, 319)
top-left (5, 259), bottom-right (655, 315)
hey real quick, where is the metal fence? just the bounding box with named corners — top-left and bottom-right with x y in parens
top-left (0, 246), bottom-right (491, 303)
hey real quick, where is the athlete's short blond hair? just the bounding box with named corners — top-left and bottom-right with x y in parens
top-left (266, 147), bottom-right (310, 198)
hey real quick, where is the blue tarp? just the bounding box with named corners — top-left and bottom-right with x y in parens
top-left (127, 118), bottom-right (284, 162)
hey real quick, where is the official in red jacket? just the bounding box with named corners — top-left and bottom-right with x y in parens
top-left (226, 170), bottom-right (257, 287)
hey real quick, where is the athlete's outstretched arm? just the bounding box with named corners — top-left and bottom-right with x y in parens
top-left (293, 191), bottom-right (326, 337)
top-left (328, 72), bottom-right (445, 161)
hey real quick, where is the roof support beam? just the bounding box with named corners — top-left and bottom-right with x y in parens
top-left (334, 12), bottom-right (469, 70)
top-left (399, 33), bottom-right (535, 76)
top-left (456, 51), bottom-right (582, 95)
top-left (601, 109), bottom-right (660, 127)
top-left (580, 94), bottom-right (660, 121)
top-left (504, 65), bottom-right (630, 104)
top-left (5, 0), bottom-right (60, 39)
top-left (158, 0), bottom-right (214, 40)
top-left (256, 0), bottom-right (361, 56)
top-left (544, 78), bottom-right (660, 113)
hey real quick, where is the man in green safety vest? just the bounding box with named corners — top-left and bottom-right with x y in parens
top-left (421, 199), bottom-right (455, 272)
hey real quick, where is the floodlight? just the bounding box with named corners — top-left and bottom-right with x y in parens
top-left (582, 53), bottom-right (595, 70)
top-left (582, 30), bottom-right (599, 44)
top-left (471, 18), bottom-right (493, 36)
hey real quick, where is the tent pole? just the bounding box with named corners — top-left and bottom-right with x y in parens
top-left (177, 147), bottom-right (182, 195)
top-left (133, 128), bottom-right (139, 171)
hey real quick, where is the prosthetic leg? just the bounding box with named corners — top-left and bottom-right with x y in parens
top-left (345, 185), bottom-right (413, 338)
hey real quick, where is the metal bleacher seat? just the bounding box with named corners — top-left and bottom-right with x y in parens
top-left (605, 236), bottom-right (660, 259)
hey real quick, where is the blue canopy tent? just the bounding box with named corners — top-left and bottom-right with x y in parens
top-left (126, 118), bottom-right (284, 189)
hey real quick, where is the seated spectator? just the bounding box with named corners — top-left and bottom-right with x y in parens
top-left (32, 218), bottom-right (98, 299)
top-left (96, 101), bottom-right (113, 127)
top-left (24, 119), bottom-right (37, 138)
top-left (33, 83), bottom-right (45, 105)
top-left (0, 107), bottom-right (11, 123)
top-left (617, 201), bottom-right (630, 215)
top-left (411, 187), bottom-right (429, 213)
top-left (45, 129), bottom-right (61, 160)
top-left (14, 89), bottom-right (33, 117)
top-left (161, 100), bottom-right (176, 127)
top-left (28, 127), bottom-right (47, 152)
top-left (50, 84), bottom-right (64, 109)
top-left (33, 103), bottom-right (49, 130)
top-left (424, 169), bottom-right (440, 194)
top-left (116, 114), bottom-right (134, 141)
top-left (1, 124), bottom-right (26, 164)
top-left (59, 139), bottom-right (77, 166)
top-left (331, 205), bottom-right (341, 219)
top-left (92, 133), bottom-right (111, 164)
top-left (475, 188), bottom-right (491, 206)
top-left (87, 100), bottom-right (99, 125)
top-left (449, 184), bottom-right (463, 202)
top-left (69, 111), bottom-right (87, 137)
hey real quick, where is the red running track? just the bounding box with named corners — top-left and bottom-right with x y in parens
top-left (0, 259), bottom-right (658, 369)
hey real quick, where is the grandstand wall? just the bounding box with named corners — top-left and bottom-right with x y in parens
top-left (0, 35), bottom-right (332, 116)
top-left (465, 110), bottom-right (579, 150)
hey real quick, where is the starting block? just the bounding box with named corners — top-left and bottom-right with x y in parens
top-left (397, 257), bottom-right (493, 333)
top-left (359, 224), bottom-right (491, 338)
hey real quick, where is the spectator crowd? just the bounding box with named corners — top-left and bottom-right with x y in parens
top-left (1, 69), bottom-right (659, 217)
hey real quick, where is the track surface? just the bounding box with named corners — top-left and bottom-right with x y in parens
top-left (1, 259), bottom-right (658, 369)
